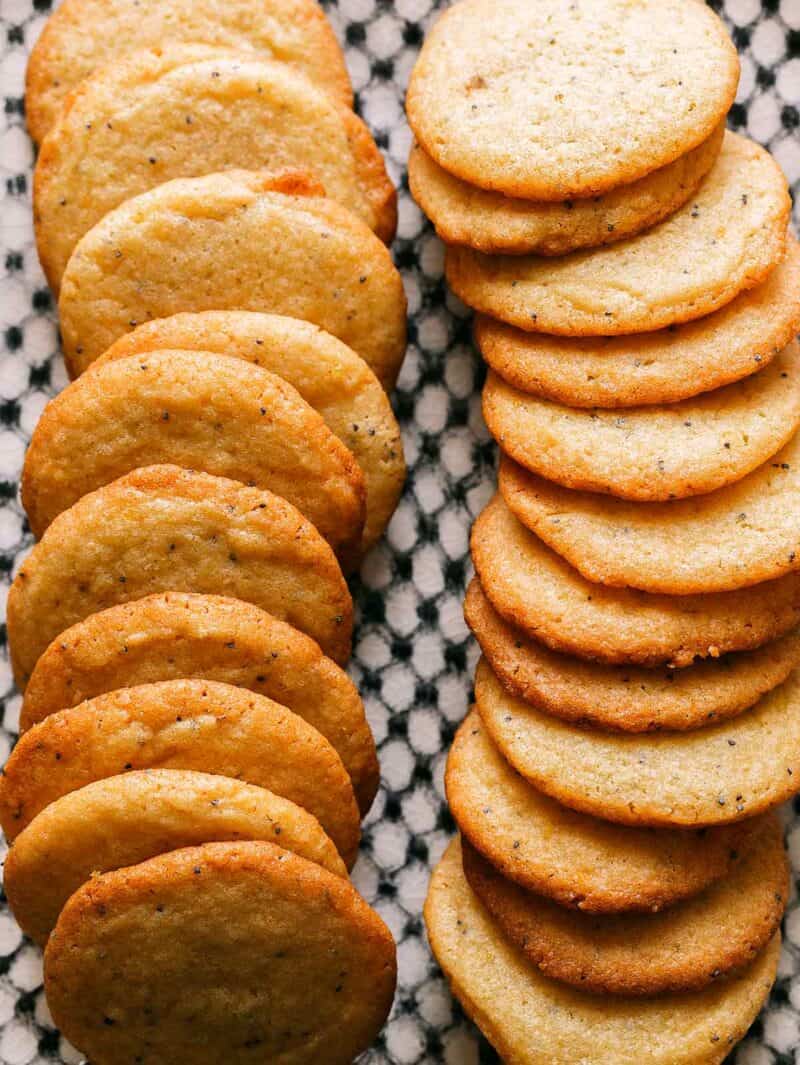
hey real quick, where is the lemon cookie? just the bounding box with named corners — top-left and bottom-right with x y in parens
top-left (447, 712), bottom-right (754, 913)
top-left (464, 578), bottom-right (800, 733)
top-left (96, 312), bottom-right (404, 554)
top-left (35, 46), bottom-right (395, 287)
top-left (475, 236), bottom-right (800, 408)
top-left (5, 768), bottom-right (347, 944)
top-left (22, 350), bottom-right (366, 565)
top-left (472, 495), bottom-right (800, 667)
top-left (21, 593), bottom-right (376, 808)
top-left (25, 0), bottom-right (353, 143)
top-left (486, 345), bottom-right (800, 501)
top-left (426, 838), bottom-right (779, 1065)
top-left (0, 679), bottom-right (361, 867)
top-left (500, 429), bottom-right (800, 594)
top-left (476, 659), bottom-right (800, 828)
top-left (447, 133), bottom-right (790, 336)
top-left (58, 170), bottom-right (407, 389)
top-left (7, 465), bottom-right (353, 686)
top-left (406, 0), bottom-right (738, 201)
top-left (462, 813), bottom-right (787, 996)
top-left (45, 841), bottom-right (396, 1065)
top-left (408, 124), bottom-right (724, 256)
top-left (21, 593), bottom-right (377, 813)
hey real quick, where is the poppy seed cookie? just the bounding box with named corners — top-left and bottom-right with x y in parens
top-left (7, 465), bottom-right (353, 686)
top-left (21, 593), bottom-right (377, 814)
top-left (25, 0), bottom-right (353, 143)
top-left (5, 768), bottom-right (347, 944)
top-left (44, 841), bottom-right (396, 1065)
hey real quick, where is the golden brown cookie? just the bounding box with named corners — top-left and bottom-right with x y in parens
top-left (58, 170), bottom-right (407, 389)
top-left (25, 0), bottom-right (353, 143)
top-left (447, 712), bottom-right (753, 913)
top-left (34, 45), bottom-right (395, 287)
top-left (5, 768), bottom-right (347, 944)
top-left (486, 342), bottom-right (800, 501)
top-left (447, 133), bottom-right (790, 336)
top-left (0, 679), bottom-right (361, 867)
top-left (462, 812), bottom-right (787, 996)
top-left (474, 236), bottom-right (800, 408)
top-left (472, 495), bottom-right (800, 667)
top-left (408, 123), bottom-right (724, 256)
top-left (426, 838), bottom-right (780, 1065)
top-left (44, 841), bottom-right (396, 1065)
top-left (499, 428), bottom-right (800, 594)
top-left (476, 658), bottom-right (800, 828)
top-left (22, 350), bottom-right (367, 566)
top-left (95, 311), bottom-right (405, 555)
top-left (7, 465), bottom-right (353, 687)
top-left (406, 0), bottom-right (738, 201)
top-left (21, 593), bottom-right (377, 814)
top-left (464, 578), bottom-right (800, 733)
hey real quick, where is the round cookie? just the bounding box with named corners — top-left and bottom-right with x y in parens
top-left (408, 123), bottom-right (724, 256)
top-left (486, 343), bottom-right (800, 502)
top-left (472, 495), bottom-right (800, 667)
top-left (7, 464), bottom-right (353, 687)
top-left (406, 0), bottom-right (738, 201)
top-left (476, 659), bottom-right (800, 828)
top-left (5, 768), bottom-right (347, 945)
top-left (95, 312), bottom-right (405, 555)
top-left (0, 679), bottom-right (361, 868)
top-left (464, 578), bottom-right (800, 733)
top-left (21, 593), bottom-right (377, 813)
top-left (34, 46), bottom-right (395, 288)
top-left (425, 838), bottom-right (780, 1065)
top-left (447, 133), bottom-right (790, 337)
top-left (58, 170), bottom-right (407, 390)
top-left (447, 712), bottom-right (754, 914)
top-left (44, 841), bottom-right (396, 1065)
top-left (462, 813), bottom-right (787, 996)
top-left (475, 236), bottom-right (800, 408)
top-left (22, 350), bottom-right (366, 564)
top-left (500, 428), bottom-right (800, 595)
top-left (25, 0), bottom-right (353, 143)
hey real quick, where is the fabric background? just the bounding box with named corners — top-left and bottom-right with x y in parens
top-left (0, 0), bottom-right (799, 1061)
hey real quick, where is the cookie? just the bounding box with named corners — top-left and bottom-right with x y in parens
top-left (34, 46), bottom-right (395, 288)
top-left (406, 0), bottom-right (738, 201)
top-left (486, 343), bottom-right (800, 502)
top-left (462, 813), bottom-right (787, 996)
top-left (5, 768), bottom-right (347, 944)
top-left (7, 465), bottom-right (353, 687)
top-left (22, 350), bottom-right (366, 566)
top-left (447, 712), bottom-right (753, 913)
top-left (408, 123), bottom-right (724, 256)
top-left (474, 236), bottom-right (800, 408)
top-left (44, 841), bottom-right (396, 1065)
top-left (464, 578), bottom-right (800, 733)
top-left (426, 838), bottom-right (780, 1065)
top-left (25, 0), bottom-right (353, 143)
top-left (499, 428), bottom-right (800, 594)
top-left (58, 170), bottom-right (407, 389)
top-left (95, 311), bottom-right (404, 554)
top-left (472, 495), bottom-right (800, 667)
top-left (476, 658), bottom-right (800, 828)
top-left (447, 133), bottom-right (790, 336)
top-left (0, 679), bottom-right (361, 867)
top-left (21, 593), bottom-right (377, 813)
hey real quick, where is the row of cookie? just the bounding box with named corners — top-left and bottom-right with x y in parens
top-left (9, 2), bottom-right (407, 1061)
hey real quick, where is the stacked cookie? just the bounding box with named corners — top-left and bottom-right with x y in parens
top-left (409, 1), bottom-right (800, 1062)
top-left (2, 1), bottom-right (408, 1062)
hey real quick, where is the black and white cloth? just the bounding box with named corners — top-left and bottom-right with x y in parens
top-left (0, 1), bottom-right (799, 1061)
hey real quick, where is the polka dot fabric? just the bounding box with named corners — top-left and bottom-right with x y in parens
top-left (0, 1), bottom-right (798, 1061)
